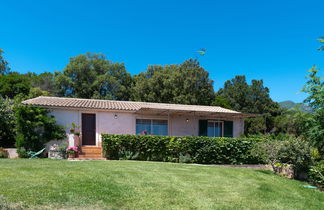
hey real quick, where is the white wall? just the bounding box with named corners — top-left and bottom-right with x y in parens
top-left (98, 112), bottom-right (135, 135)
top-left (49, 108), bottom-right (245, 147)
top-left (170, 116), bottom-right (198, 136)
top-left (50, 109), bottom-right (80, 133)
top-left (233, 119), bottom-right (244, 137)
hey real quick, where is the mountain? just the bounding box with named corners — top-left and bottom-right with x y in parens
top-left (279, 100), bottom-right (313, 113)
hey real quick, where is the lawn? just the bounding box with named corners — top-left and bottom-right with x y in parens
top-left (0, 159), bottom-right (323, 209)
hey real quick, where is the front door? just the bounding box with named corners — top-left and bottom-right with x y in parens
top-left (82, 113), bottom-right (96, 145)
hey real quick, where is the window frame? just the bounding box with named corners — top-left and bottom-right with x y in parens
top-left (207, 120), bottom-right (224, 137)
top-left (135, 118), bottom-right (169, 136)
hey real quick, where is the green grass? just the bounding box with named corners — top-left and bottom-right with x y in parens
top-left (0, 159), bottom-right (323, 209)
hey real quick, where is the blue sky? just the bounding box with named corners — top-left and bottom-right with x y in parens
top-left (1, 0), bottom-right (324, 103)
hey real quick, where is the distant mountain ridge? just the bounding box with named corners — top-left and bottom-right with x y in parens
top-left (279, 100), bottom-right (312, 112)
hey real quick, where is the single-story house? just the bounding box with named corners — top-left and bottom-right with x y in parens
top-left (22, 96), bottom-right (253, 159)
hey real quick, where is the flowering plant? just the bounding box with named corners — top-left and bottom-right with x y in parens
top-left (50, 144), bottom-right (67, 152)
top-left (66, 146), bottom-right (79, 154)
top-left (140, 130), bottom-right (148, 135)
top-left (49, 144), bottom-right (59, 151)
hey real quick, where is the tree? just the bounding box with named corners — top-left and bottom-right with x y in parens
top-left (302, 66), bottom-right (324, 110)
top-left (15, 105), bottom-right (66, 153)
top-left (54, 52), bottom-right (133, 100)
top-left (27, 72), bottom-right (56, 95)
top-left (0, 98), bottom-right (15, 147)
top-left (131, 59), bottom-right (215, 105)
top-left (318, 36), bottom-right (324, 51)
top-left (217, 75), bottom-right (281, 133)
top-left (0, 49), bottom-right (10, 75)
top-left (0, 72), bottom-right (31, 99)
top-left (211, 95), bottom-right (232, 109)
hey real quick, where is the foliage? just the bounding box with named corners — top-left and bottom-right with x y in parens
top-left (118, 150), bottom-right (139, 160)
top-left (0, 98), bottom-right (16, 147)
top-left (251, 140), bottom-right (283, 169)
top-left (0, 72), bottom-right (31, 99)
top-left (252, 137), bottom-right (312, 177)
top-left (308, 160), bottom-right (324, 188)
top-left (27, 72), bottom-right (55, 95)
top-left (217, 75), bottom-right (281, 133)
top-left (317, 36), bottom-right (324, 51)
top-left (16, 147), bottom-right (28, 158)
top-left (273, 109), bottom-right (313, 136)
top-left (0, 148), bottom-right (8, 158)
top-left (54, 52), bottom-right (133, 100)
top-left (305, 109), bottom-right (324, 155)
top-left (179, 153), bottom-right (193, 163)
top-left (211, 95), bottom-right (232, 109)
top-left (244, 117), bottom-right (267, 134)
top-left (102, 134), bottom-right (264, 164)
top-left (302, 66), bottom-right (324, 110)
top-left (15, 105), bottom-right (66, 153)
top-left (0, 49), bottom-right (10, 75)
top-left (131, 59), bottom-right (215, 105)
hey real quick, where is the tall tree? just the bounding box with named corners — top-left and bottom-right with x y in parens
top-left (0, 72), bottom-right (31, 99)
top-left (54, 52), bottom-right (133, 100)
top-left (131, 59), bottom-right (215, 105)
top-left (0, 49), bottom-right (10, 75)
top-left (302, 66), bottom-right (324, 110)
top-left (217, 75), bottom-right (281, 133)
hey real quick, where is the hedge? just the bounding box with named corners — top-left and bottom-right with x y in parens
top-left (102, 134), bottom-right (265, 164)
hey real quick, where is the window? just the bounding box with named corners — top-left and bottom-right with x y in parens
top-left (136, 119), bottom-right (168, 136)
top-left (207, 121), bottom-right (223, 137)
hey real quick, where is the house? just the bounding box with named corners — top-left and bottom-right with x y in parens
top-left (22, 96), bottom-right (253, 159)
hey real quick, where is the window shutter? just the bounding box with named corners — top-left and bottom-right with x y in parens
top-left (224, 121), bottom-right (233, 137)
top-left (198, 120), bottom-right (208, 136)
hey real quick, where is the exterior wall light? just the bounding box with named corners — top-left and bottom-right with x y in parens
top-left (186, 118), bottom-right (189, 123)
top-left (114, 114), bottom-right (118, 119)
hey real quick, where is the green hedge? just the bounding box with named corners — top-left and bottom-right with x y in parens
top-left (102, 134), bottom-right (264, 164)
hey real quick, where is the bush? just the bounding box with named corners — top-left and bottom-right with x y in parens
top-left (15, 105), bottom-right (66, 154)
top-left (0, 97), bottom-right (16, 147)
top-left (252, 137), bottom-right (312, 178)
top-left (308, 160), bottom-right (324, 188)
top-left (0, 147), bottom-right (8, 158)
top-left (102, 134), bottom-right (264, 164)
top-left (17, 147), bottom-right (29, 158)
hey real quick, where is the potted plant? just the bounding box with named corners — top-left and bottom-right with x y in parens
top-left (66, 146), bottom-right (79, 158)
top-left (48, 144), bottom-right (67, 159)
top-left (67, 122), bottom-right (80, 134)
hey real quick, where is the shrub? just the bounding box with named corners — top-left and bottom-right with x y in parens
top-left (308, 160), bottom-right (324, 188)
top-left (0, 97), bottom-right (16, 147)
top-left (15, 105), bottom-right (66, 154)
top-left (252, 137), bottom-right (312, 178)
top-left (17, 147), bottom-right (29, 158)
top-left (0, 147), bottom-right (8, 158)
top-left (102, 134), bottom-right (264, 164)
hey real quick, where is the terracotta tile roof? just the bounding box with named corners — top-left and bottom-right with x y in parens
top-left (22, 96), bottom-right (243, 115)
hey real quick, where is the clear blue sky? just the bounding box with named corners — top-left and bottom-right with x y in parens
top-left (1, 0), bottom-right (324, 103)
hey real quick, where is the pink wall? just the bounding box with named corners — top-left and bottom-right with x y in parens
top-left (49, 108), bottom-right (245, 146)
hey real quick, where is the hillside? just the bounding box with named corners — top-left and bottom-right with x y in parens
top-left (279, 100), bottom-right (312, 112)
